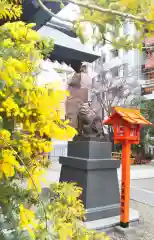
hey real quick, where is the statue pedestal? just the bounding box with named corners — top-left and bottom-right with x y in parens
top-left (59, 141), bottom-right (120, 221)
top-left (73, 135), bottom-right (107, 142)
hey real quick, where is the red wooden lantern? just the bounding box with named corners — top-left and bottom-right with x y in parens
top-left (112, 117), bottom-right (140, 144)
top-left (103, 107), bottom-right (152, 228)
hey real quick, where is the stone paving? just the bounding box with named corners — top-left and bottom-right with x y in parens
top-left (108, 200), bottom-right (154, 240)
top-left (111, 178), bottom-right (154, 239)
top-left (131, 178), bottom-right (154, 192)
top-left (130, 178), bottom-right (154, 207)
top-left (117, 161), bottom-right (154, 181)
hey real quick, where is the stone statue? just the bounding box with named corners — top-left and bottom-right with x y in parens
top-left (77, 102), bottom-right (105, 138)
top-left (66, 71), bottom-right (106, 140)
top-left (65, 72), bottom-right (88, 129)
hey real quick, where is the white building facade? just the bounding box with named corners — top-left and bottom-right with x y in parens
top-left (89, 21), bottom-right (145, 121)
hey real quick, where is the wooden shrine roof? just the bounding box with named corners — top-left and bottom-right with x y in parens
top-left (104, 107), bottom-right (152, 125)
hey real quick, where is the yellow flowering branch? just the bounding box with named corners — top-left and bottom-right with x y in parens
top-left (0, 136), bottom-right (48, 232)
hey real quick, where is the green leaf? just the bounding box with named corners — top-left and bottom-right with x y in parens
top-left (13, 94), bottom-right (22, 105)
top-left (0, 80), bottom-right (4, 90)
top-left (60, 1), bottom-right (65, 9)
top-left (2, 115), bottom-right (14, 132)
top-left (0, 116), bottom-right (3, 130)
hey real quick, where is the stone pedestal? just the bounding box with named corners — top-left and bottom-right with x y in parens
top-left (59, 141), bottom-right (120, 222)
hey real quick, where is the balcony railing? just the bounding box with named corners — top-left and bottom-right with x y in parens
top-left (142, 79), bottom-right (154, 87)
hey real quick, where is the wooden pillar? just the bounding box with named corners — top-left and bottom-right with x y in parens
top-left (120, 140), bottom-right (131, 228)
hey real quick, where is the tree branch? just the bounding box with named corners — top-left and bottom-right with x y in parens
top-left (36, 0), bottom-right (73, 24)
top-left (37, 0), bottom-right (154, 25)
top-left (67, 0), bottom-right (154, 24)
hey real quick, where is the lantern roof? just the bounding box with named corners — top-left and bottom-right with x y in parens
top-left (103, 107), bottom-right (152, 125)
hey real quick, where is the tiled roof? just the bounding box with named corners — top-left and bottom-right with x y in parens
top-left (104, 107), bottom-right (152, 125)
top-left (38, 26), bottom-right (100, 62)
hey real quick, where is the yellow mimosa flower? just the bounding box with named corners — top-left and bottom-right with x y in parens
top-left (0, 150), bottom-right (20, 178)
top-left (19, 204), bottom-right (38, 239)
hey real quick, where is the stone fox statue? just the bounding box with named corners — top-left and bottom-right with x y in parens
top-left (77, 103), bottom-right (105, 138)
top-left (66, 72), bottom-right (106, 139)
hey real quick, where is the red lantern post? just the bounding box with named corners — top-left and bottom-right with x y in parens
top-left (104, 107), bottom-right (152, 228)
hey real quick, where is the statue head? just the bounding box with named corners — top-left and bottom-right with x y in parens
top-left (68, 73), bottom-right (81, 88)
top-left (77, 103), bottom-right (104, 138)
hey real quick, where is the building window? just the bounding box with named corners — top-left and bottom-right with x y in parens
top-left (119, 64), bottom-right (129, 78)
top-left (111, 67), bottom-right (119, 78)
top-left (123, 64), bottom-right (129, 77)
top-left (96, 58), bottom-right (101, 66)
top-left (123, 21), bottom-right (130, 35)
top-left (111, 49), bottom-right (119, 58)
top-left (101, 55), bottom-right (106, 63)
top-left (97, 56), bottom-right (105, 65)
